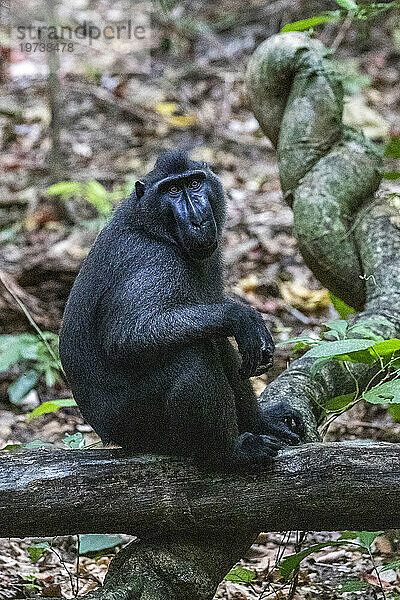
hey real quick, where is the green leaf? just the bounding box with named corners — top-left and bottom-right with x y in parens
top-left (281, 11), bottom-right (341, 32)
top-left (341, 349), bottom-right (378, 364)
top-left (46, 181), bottom-right (82, 198)
top-left (276, 336), bottom-right (317, 349)
top-left (338, 531), bottom-right (360, 540)
top-left (325, 393), bottom-right (356, 412)
top-left (79, 534), bottom-right (125, 555)
top-left (0, 443), bottom-right (23, 451)
top-left (24, 439), bottom-right (55, 449)
top-left (64, 432), bottom-right (86, 449)
top-left (384, 137), bottom-right (400, 159)
top-left (337, 530), bottom-right (383, 549)
top-left (340, 580), bottom-right (368, 592)
top-left (388, 403), bottom-right (400, 422)
top-left (85, 181), bottom-right (113, 216)
top-left (224, 567), bottom-right (256, 583)
top-left (330, 290), bottom-right (356, 317)
top-left (44, 367), bottom-right (58, 388)
top-left (363, 381), bottom-right (400, 404)
top-left (8, 370), bottom-right (39, 405)
top-left (279, 542), bottom-right (348, 579)
top-left (26, 398), bottom-right (77, 421)
top-left (27, 542), bottom-right (50, 563)
top-left (358, 531), bottom-right (384, 549)
top-left (303, 339), bottom-right (376, 359)
top-left (370, 339), bottom-right (400, 357)
top-left (19, 341), bottom-right (41, 360)
top-left (323, 319), bottom-right (348, 339)
top-left (381, 559), bottom-right (400, 572)
top-left (0, 334), bottom-right (37, 371)
top-left (0, 343), bottom-right (21, 371)
top-left (1, 440), bottom-right (54, 451)
top-left (335, 0), bottom-right (358, 10)
top-left (383, 171), bottom-right (400, 181)
top-left (350, 317), bottom-right (393, 339)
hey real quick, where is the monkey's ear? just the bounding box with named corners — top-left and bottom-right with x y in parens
top-left (135, 181), bottom-right (145, 199)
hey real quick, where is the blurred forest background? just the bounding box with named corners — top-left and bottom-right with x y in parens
top-left (0, 0), bottom-right (400, 598)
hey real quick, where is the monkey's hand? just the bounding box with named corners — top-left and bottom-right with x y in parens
top-left (260, 402), bottom-right (305, 446)
top-left (229, 305), bottom-right (274, 379)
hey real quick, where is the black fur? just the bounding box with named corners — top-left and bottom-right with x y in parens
top-left (59, 151), bottom-right (303, 467)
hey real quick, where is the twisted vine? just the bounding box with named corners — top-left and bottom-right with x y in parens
top-left (247, 32), bottom-right (400, 441)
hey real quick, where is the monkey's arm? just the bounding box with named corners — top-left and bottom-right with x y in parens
top-left (101, 297), bottom-right (273, 378)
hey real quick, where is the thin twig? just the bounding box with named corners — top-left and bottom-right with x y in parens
top-left (0, 271), bottom-right (67, 383)
top-left (330, 11), bottom-right (355, 52)
top-left (75, 535), bottom-right (81, 597)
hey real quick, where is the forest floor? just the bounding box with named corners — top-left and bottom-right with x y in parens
top-left (0, 1), bottom-right (400, 598)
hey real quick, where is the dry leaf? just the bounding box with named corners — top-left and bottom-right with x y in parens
top-left (343, 95), bottom-right (389, 139)
top-left (279, 281), bottom-right (331, 312)
top-left (165, 114), bottom-right (197, 127)
top-left (237, 274), bottom-right (259, 293)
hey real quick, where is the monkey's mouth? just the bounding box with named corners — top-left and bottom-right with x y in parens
top-left (185, 231), bottom-right (218, 259)
top-left (177, 221), bottom-right (218, 260)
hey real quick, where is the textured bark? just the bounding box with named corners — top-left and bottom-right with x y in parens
top-left (2, 443), bottom-right (400, 539)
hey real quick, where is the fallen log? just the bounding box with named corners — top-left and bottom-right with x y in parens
top-left (1, 442), bottom-right (400, 539)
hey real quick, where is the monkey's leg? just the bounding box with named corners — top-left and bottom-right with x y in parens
top-left (214, 337), bottom-right (260, 433)
top-left (163, 345), bottom-right (281, 466)
top-left (215, 338), bottom-right (303, 447)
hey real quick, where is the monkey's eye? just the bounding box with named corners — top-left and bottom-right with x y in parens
top-left (188, 179), bottom-right (201, 191)
top-left (168, 184), bottom-right (181, 196)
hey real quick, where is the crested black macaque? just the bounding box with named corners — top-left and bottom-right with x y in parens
top-left (59, 151), bottom-right (304, 468)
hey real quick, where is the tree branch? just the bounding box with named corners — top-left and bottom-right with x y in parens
top-left (2, 442), bottom-right (400, 539)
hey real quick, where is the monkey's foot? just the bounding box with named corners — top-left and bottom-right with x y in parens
top-left (260, 402), bottom-right (305, 445)
top-left (231, 432), bottom-right (283, 465)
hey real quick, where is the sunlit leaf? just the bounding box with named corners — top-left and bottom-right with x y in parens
top-left (155, 101), bottom-right (177, 115)
top-left (224, 567), bottom-right (256, 583)
top-left (85, 181), bottom-right (113, 216)
top-left (26, 398), bottom-right (77, 421)
top-left (46, 181), bottom-right (82, 198)
top-left (27, 542), bottom-right (50, 563)
top-left (329, 293), bottom-right (355, 318)
top-left (281, 11), bottom-right (341, 32)
top-left (370, 339), bottom-right (400, 357)
top-left (165, 114), bottom-right (197, 127)
top-left (335, 0), bottom-right (358, 10)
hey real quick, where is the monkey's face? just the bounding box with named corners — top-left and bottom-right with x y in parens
top-left (158, 170), bottom-right (219, 260)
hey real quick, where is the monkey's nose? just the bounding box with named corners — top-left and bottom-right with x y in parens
top-left (192, 219), bottom-right (208, 229)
